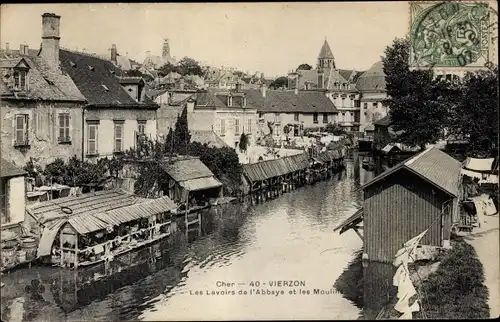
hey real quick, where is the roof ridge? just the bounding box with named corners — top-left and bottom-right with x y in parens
top-left (405, 145), bottom-right (434, 166)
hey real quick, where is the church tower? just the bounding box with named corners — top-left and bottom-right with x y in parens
top-left (317, 38), bottom-right (335, 70)
top-left (162, 38), bottom-right (171, 62)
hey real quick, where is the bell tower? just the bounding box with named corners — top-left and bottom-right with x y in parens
top-left (317, 38), bottom-right (335, 70)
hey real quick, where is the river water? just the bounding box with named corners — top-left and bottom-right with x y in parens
top-left (1, 157), bottom-right (376, 321)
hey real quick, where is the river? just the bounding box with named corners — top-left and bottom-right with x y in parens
top-left (1, 157), bottom-right (376, 321)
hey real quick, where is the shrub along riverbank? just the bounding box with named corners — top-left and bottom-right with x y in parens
top-left (383, 237), bottom-right (489, 319)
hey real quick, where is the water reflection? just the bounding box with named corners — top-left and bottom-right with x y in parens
top-left (2, 161), bottom-right (370, 322)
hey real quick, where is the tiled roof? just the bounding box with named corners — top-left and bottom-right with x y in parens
top-left (190, 130), bottom-right (229, 148)
top-left (318, 40), bottom-right (334, 59)
top-left (1, 48), bottom-right (41, 58)
top-left (361, 146), bottom-right (461, 197)
top-left (0, 56), bottom-right (86, 102)
top-left (356, 61), bottom-right (386, 92)
top-left (243, 89), bottom-right (338, 113)
top-left (293, 68), bottom-right (356, 91)
top-left (1, 158), bottom-right (26, 178)
top-left (59, 49), bottom-right (157, 108)
top-left (193, 89), bottom-right (256, 109)
top-left (338, 69), bottom-right (356, 82)
top-left (160, 158), bottom-right (216, 182)
top-left (373, 114), bottom-right (392, 127)
top-left (242, 153), bottom-right (310, 182)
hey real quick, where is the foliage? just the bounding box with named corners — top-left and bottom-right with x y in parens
top-left (43, 156), bottom-right (108, 187)
top-left (23, 158), bottom-right (43, 179)
top-left (448, 68), bottom-right (499, 157)
top-left (415, 239), bottom-right (489, 319)
top-left (297, 63), bottom-right (312, 71)
top-left (325, 122), bottom-right (345, 135)
top-left (382, 38), bottom-right (449, 150)
top-left (125, 69), bottom-right (152, 81)
top-left (166, 107), bottom-right (191, 154)
top-left (269, 76), bottom-right (288, 89)
top-left (238, 133), bottom-right (250, 152)
top-left (157, 62), bottom-right (177, 77)
top-left (188, 142), bottom-right (242, 196)
top-left (283, 124), bottom-right (292, 140)
top-left (176, 57), bottom-right (203, 76)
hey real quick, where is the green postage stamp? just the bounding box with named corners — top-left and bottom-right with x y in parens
top-left (409, 1), bottom-right (497, 69)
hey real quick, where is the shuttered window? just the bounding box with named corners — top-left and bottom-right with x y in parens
top-left (114, 122), bottom-right (123, 153)
top-left (220, 119), bottom-right (226, 137)
top-left (15, 114), bottom-right (29, 145)
top-left (87, 124), bottom-right (98, 155)
top-left (234, 118), bottom-right (240, 135)
top-left (58, 113), bottom-right (70, 142)
top-left (247, 119), bottom-right (252, 134)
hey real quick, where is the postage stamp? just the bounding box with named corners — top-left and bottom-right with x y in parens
top-left (409, 1), bottom-right (497, 70)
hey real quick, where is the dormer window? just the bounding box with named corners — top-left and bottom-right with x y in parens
top-left (102, 84), bottom-right (109, 91)
top-left (70, 61), bottom-right (77, 68)
top-left (88, 65), bottom-right (95, 71)
top-left (13, 70), bottom-right (27, 90)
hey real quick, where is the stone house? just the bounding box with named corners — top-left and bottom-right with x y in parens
top-left (0, 16), bottom-right (87, 168)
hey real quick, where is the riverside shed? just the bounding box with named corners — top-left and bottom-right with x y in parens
top-left (335, 146), bottom-right (462, 263)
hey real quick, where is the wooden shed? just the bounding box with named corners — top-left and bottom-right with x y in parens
top-left (335, 146), bottom-right (462, 263)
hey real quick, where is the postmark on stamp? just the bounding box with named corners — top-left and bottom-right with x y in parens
top-left (409, 1), bottom-right (497, 70)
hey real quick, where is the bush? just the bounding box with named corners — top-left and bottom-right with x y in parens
top-left (415, 239), bottom-right (489, 319)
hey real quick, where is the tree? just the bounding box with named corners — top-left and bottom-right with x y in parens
top-left (238, 133), bottom-right (250, 152)
top-left (382, 38), bottom-right (449, 150)
top-left (448, 68), bottom-right (498, 157)
top-left (166, 107), bottom-right (191, 154)
top-left (157, 62), bottom-right (177, 77)
top-left (269, 76), bottom-right (288, 89)
top-left (176, 57), bottom-right (203, 76)
top-left (297, 63), bottom-right (312, 71)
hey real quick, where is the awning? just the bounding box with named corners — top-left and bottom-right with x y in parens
top-left (333, 208), bottom-right (364, 235)
top-left (37, 218), bottom-right (66, 258)
top-left (464, 157), bottom-right (496, 172)
top-left (179, 177), bottom-right (223, 192)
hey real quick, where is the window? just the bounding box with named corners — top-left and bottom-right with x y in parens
top-left (58, 113), bottom-right (70, 142)
top-left (220, 119), bottom-right (226, 137)
top-left (234, 118), bottom-right (240, 135)
top-left (275, 124), bottom-right (281, 136)
top-left (342, 97), bottom-right (345, 106)
top-left (247, 119), bottom-right (252, 133)
top-left (354, 100), bottom-right (360, 108)
top-left (294, 113), bottom-right (299, 122)
top-left (373, 102), bottom-right (378, 108)
top-left (313, 113), bottom-right (318, 124)
top-left (323, 113), bottom-right (328, 124)
top-left (114, 122), bottom-right (124, 153)
top-left (15, 114), bottom-right (29, 145)
top-left (87, 123), bottom-right (98, 155)
top-left (14, 70), bottom-right (27, 90)
top-left (364, 103), bottom-right (368, 109)
top-left (137, 120), bottom-right (146, 134)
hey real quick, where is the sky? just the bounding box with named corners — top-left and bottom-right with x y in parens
top-left (1, 2), bottom-right (409, 77)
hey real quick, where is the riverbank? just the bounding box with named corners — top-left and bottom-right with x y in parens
top-left (381, 237), bottom-right (490, 319)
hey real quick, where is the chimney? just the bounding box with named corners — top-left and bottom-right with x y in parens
top-left (41, 13), bottom-right (61, 68)
top-left (179, 78), bottom-right (185, 90)
top-left (111, 44), bottom-right (117, 63)
top-left (260, 83), bottom-right (267, 98)
top-left (5, 42), bottom-right (9, 51)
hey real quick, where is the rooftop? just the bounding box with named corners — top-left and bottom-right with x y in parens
top-left (243, 89), bottom-right (338, 113)
top-left (1, 158), bottom-right (26, 178)
top-left (361, 146), bottom-right (462, 197)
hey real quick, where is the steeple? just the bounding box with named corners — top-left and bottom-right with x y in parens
top-left (162, 38), bottom-right (171, 61)
top-left (317, 38), bottom-right (335, 70)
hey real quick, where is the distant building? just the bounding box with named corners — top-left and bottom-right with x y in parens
top-left (0, 16), bottom-right (87, 168)
top-left (243, 85), bottom-right (338, 139)
top-left (287, 39), bottom-right (389, 133)
top-left (189, 86), bottom-right (258, 148)
top-left (143, 38), bottom-right (177, 70)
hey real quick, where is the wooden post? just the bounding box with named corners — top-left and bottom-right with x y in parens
top-left (74, 233), bottom-right (78, 269)
top-left (60, 228), bottom-right (64, 267)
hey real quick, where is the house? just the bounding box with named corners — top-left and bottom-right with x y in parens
top-left (37, 12), bottom-right (159, 161)
top-left (189, 87), bottom-right (259, 148)
top-left (373, 114), bottom-right (393, 150)
top-left (286, 39), bottom-right (388, 133)
top-left (357, 61), bottom-right (389, 132)
top-left (334, 146), bottom-right (462, 263)
top-left (0, 19), bottom-right (87, 167)
top-left (159, 157), bottom-right (223, 208)
top-left (1, 158), bottom-right (27, 234)
top-left (243, 86), bottom-right (338, 139)
top-left (204, 67), bottom-right (240, 89)
top-left (142, 38), bottom-right (177, 70)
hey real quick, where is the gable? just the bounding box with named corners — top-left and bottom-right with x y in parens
top-left (14, 58), bottom-right (30, 70)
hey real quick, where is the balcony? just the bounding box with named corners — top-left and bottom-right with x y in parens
top-left (58, 136), bottom-right (72, 145)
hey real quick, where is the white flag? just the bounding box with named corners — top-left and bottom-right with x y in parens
top-left (399, 309), bottom-right (413, 320)
top-left (397, 274), bottom-right (416, 300)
